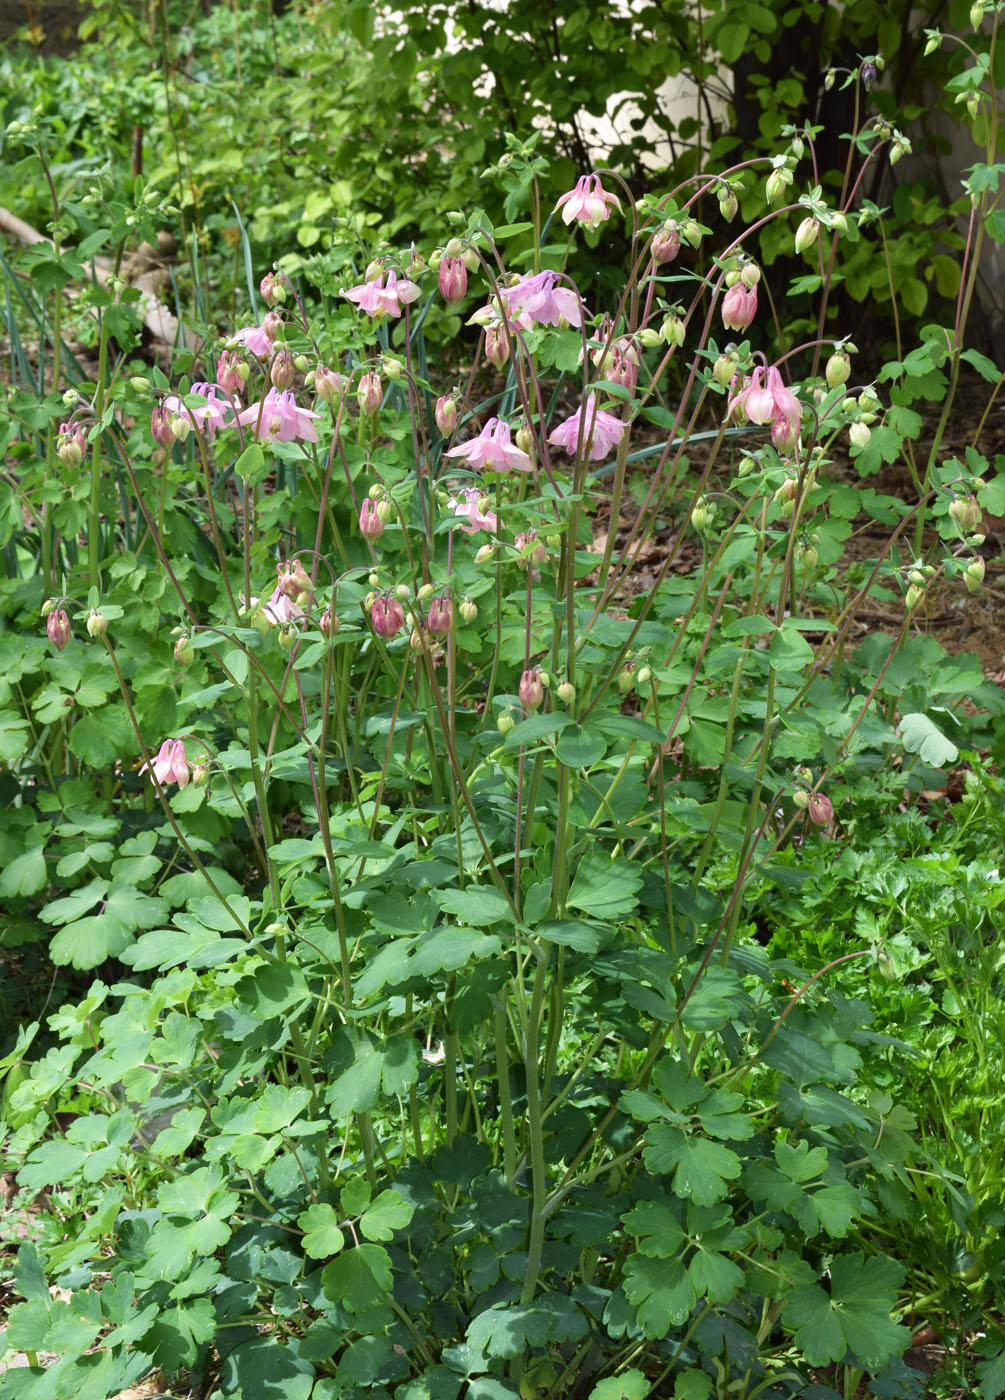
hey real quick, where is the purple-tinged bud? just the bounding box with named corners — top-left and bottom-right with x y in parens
top-left (86, 608), bottom-right (107, 639)
top-left (174, 634), bottom-right (194, 665)
top-left (651, 221), bottom-right (681, 264)
top-left (721, 284), bottom-right (757, 332)
top-left (262, 309), bottom-right (284, 342)
top-left (360, 498), bottom-right (385, 540)
top-left (485, 325), bottom-right (510, 368)
top-left (519, 667), bottom-right (544, 711)
top-left (319, 606), bottom-right (338, 637)
top-left (315, 364), bottom-right (344, 404)
top-left (56, 422), bottom-right (86, 467)
top-left (357, 372), bottom-right (382, 415)
top-left (217, 350), bottom-right (246, 395)
top-left (371, 595), bottom-right (405, 639)
top-left (807, 791), bottom-right (834, 826)
top-left (427, 596), bottom-right (453, 636)
top-left (260, 271), bottom-right (286, 306)
top-left (438, 257), bottom-right (468, 305)
top-left (459, 597), bottom-right (478, 624)
top-left (270, 347), bottom-right (295, 391)
top-left (47, 609), bottom-right (71, 650)
top-left (151, 406), bottom-right (176, 448)
top-left (435, 395), bottom-right (457, 436)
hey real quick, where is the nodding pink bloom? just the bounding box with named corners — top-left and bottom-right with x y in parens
top-left (727, 367), bottom-right (774, 425)
top-left (721, 283), bottom-right (758, 332)
top-left (444, 417), bottom-right (532, 474)
top-left (237, 389), bottom-right (319, 443)
top-left (357, 372), bottom-right (383, 415)
top-left (359, 498), bottom-right (385, 540)
top-left (427, 596), bottom-right (453, 636)
top-left (514, 530), bottom-right (547, 567)
top-left (150, 407), bottom-right (176, 448)
top-left (500, 270), bottom-right (584, 329)
top-left (141, 738), bottom-right (190, 789)
top-left (484, 324), bottom-right (510, 368)
top-left (342, 270), bottom-right (421, 319)
top-left (263, 584), bottom-right (304, 626)
top-left (595, 337), bottom-right (640, 393)
top-left (315, 365), bottom-right (345, 404)
top-left (548, 396), bottom-right (626, 461)
top-left (233, 324), bottom-right (275, 358)
top-left (519, 667), bottom-right (544, 711)
top-left (46, 609), bottom-right (71, 650)
top-left (448, 487), bottom-right (498, 535)
top-left (651, 223), bottom-right (681, 264)
top-left (260, 271), bottom-right (286, 306)
top-left (556, 174), bottom-right (622, 230)
top-left (807, 791), bottom-right (833, 826)
top-left (276, 559), bottom-right (312, 601)
top-left (765, 367), bottom-right (801, 441)
top-left (217, 350), bottom-right (247, 396)
top-left (371, 596), bottom-right (405, 639)
top-left (162, 382), bottom-right (235, 440)
top-left (56, 421), bottom-right (86, 467)
top-left (270, 347), bottom-right (296, 391)
top-left (729, 366), bottom-right (801, 447)
top-left (435, 395), bottom-right (458, 436)
top-left (438, 257), bottom-right (468, 305)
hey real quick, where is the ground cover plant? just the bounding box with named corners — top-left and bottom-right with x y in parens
top-left (1, 3), bottom-right (1005, 1399)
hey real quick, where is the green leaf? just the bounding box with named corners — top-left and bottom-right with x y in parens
top-left (435, 886), bottom-right (514, 926)
top-left (326, 1030), bottom-right (419, 1116)
top-left (568, 851), bottom-right (641, 919)
top-left (322, 1243), bottom-right (393, 1313)
top-left (360, 1188), bottom-right (413, 1241)
top-left (0, 845), bottom-right (48, 898)
top-left (298, 1203), bottom-right (346, 1259)
top-left (555, 722), bottom-right (607, 767)
top-left (534, 919), bottom-right (604, 952)
top-left (235, 442), bottom-right (267, 483)
top-left (781, 1253), bottom-right (910, 1367)
top-left (587, 1370), bottom-right (651, 1400)
top-left (643, 1126), bottom-right (742, 1204)
top-left (622, 1254), bottom-right (696, 1334)
top-left (898, 712), bottom-right (958, 767)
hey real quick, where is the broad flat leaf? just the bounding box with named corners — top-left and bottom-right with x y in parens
top-left (40, 878), bottom-right (108, 926)
top-left (534, 919), bottom-right (604, 952)
top-left (898, 712), bottom-right (958, 767)
top-left (643, 1125), bottom-right (742, 1205)
top-left (435, 886), bottom-right (514, 926)
top-left (782, 1253), bottom-right (910, 1367)
top-left (587, 1371), bottom-right (651, 1400)
top-left (49, 914), bottom-right (132, 968)
top-left (622, 1254), bottom-right (696, 1335)
top-left (621, 1201), bottom-right (686, 1256)
top-left (297, 1203), bottom-right (345, 1259)
top-left (325, 1030), bottom-right (419, 1116)
top-left (568, 851), bottom-right (641, 919)
top-left (977, 1344), bottom-right (1005, 1399)
top-left (0, 845), bottom-right (48, 898)
top-left (688, 1246), bottom-right (745, 1303)
top-left (555, 722), bottom-right (607, 767)
top-left (360, 1189), bottom-right (413, 1241)
top-left (253, 1084), bottom-right (313, 1133)
top-left (322, 1243), bottom-right (393, 1313)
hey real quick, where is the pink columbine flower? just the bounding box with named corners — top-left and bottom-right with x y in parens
top-left (232, 324), bottom-right (275, 358)
top-left (262, 584), bottom-right (304, 626)
top-left (271, 347), bottom-right (296, 391)
top-left (217, 350), bottom-right (247, 396)
top-left (342, 270), bottom-right (421, 319)
top-left (359, 498), bottom-right (385, 540)
top-left (500, 270), bottom-right (584, 329)
top-left (729, 366), bottom-right (801, 448)
top-left (260, 271), bottom-right (286, 306)
top-left (807, 791), bottom-right (833, 826)
top-left (548, 396), bottom-right (626, 461)
top-left (141, 738), bottom-right (190, 789)
top-left (721, 283), bottom-right (758, 332)
top-left (150, 407), bottom-right (176, 448)
top-left (371, 596), bottom-right (405, 639)
top-left (56, 422), bottom-right (86, 467)
top-left (427, 596), bottom-right (453, 636)
top-left (237, 389), bottom-right (319, 443)
top-left (519, 668), bottom-right (544, 711)
top-left (435, 395), bottom-right (458, 436)
top-left (438, 258), bottom-right (468, 305)
top-left (163, 383), bottom-right (235, 440)
top-left (448, 487), bottom-right (498, 534)
top-left (46, 609), bottom-right (71, 650)
top-left (357, 372), bottom-right (382, 415)
top-left (444, 417), bottom-right (532, 474)
top-left (556, 174), bottom-right (622, 230)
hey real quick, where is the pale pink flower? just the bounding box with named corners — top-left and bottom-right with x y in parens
top-left (729, 366), bottom-right (801, 448)
top-left (237, 389), bottom-right (319, 443)
top-left (162, 383), bottom-right (235, 440)
top-left (519, 668), bottom-right (544, 711)
top-left (721, 283), bottom-right (757, 332)
top-left (448, 487), bottom-right (498, 534)
top-left (233, 324), bottom-right (275, 358)
top-left (444, 418), bottom-right (532, 473)
top-left (728, 367), bottom-right (774, 425)
top-left (262, 585), bottom-right (304, 626)
top-left (141, 738), bottom-right (190, 789)
top-left (548, 396), bottom-right (626, 461)
top-left (46, 609), bottom-right (71, 650)
top-left (216, 350), bottom-right (247, 396)
top-left (438, 258), bottom-right (468, 305)
top-left (359, 498), bottom-right (385, 540)
top-left (556, 174), bottom-right (622, 230)
top-left (371, 596), bottom-right (405, 639)
top-left (500, 270), bottom-right (584, 329)
top-left (342, 270), bottom-right (421, 319)
top-left (427, 596), bottom-right (453, 636)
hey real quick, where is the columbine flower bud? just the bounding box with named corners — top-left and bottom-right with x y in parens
top-left (438, 257), bottom-right (468, 305)
top-left (315, 365), bottom-right (344, 404)
top-left (409, 627), bottom-right (428, 653)
top-left (216, 350), bottom-right (246, 395)
top-left (474, 543), bottom-right (495, 564)
top-left (830, 211), bottom-right (849, 235)
top-left (459, 598), bottom-right (478, 624)
top-left (86, 608), bottom-right (107, 639)
top-left (794, 216), bottom-right (820, 254)
top-left (357, 372), bottom-right (382, 415)
top-left (924, 30), bottom-right (942, 54)
top-left (56, 422), bottom-right (86, 467)
top-left (417, 583), bottom-right (435, 603)
top-left (435, 395), bottom-right (457, 436)
top-left (681, 219), bottom-right (701, 247)
top-left (41, 598), bottom-right (57, 618)
top-left (271, 347), bottom-right (295, 391)
top-left (636, 665), bottom-right (652, 686)
top-left (713, 351), bottom-right (738, 388)
top-left (427, 596), bottom-right (453, 636)
top-left (849, 422), bottom-right (871, 449)
top-left (485, 325), bottom-right (510, 368)
top-left (47, 609), bottom-right (71, 650)
top-left (277, 622), bottom-right (297, 651)
top-left (359, 498), bottom-right (385, 540)
top-left (792, 789), bottom-right (810, 809)
top-left (825, 350), bottom-right (851, 388)
top-left (765, 169), bottom-right (790, 203)
top-left (375, 499), bottom-right (393, 524)
top-left (191, 762), bottom-right (209, 788)
top-left (383, 356), bottom-right (404, 383)
top-left (661, 310), bottom-right (686, 347)
top-left (260, 271), bottom-right (286, 305)
top-left (556, 680), bottom-right (575, 705)
top-left (151, 406), bottom-right (176, 448)
top-left (965, 557), bottom-right (985, 591)
top-left (692, 497), bottom-right (716, 531)
top-left (794, 541), bottom-right (818, 571)
top-left (174, 633), bottom-right (194, 665)
top-left (370, 596), bottom-right (404, 638)
top-left (262, 309), bottom-right (284, 342)
top-left (317, 606), bottom-right (337, 637)
top-left (170, 413), bottom-right (192, 442)
top-left (718, 188), bottom-right (738, 221)
top-left (515, 530), bottom-right (547, 568)
top-left (721, 283), bottom-right (757, 333)
top-left (497, 710), bottom-right (516, 735)
top-left (617, 664), bottom-right (635, 695)
top-left (905, 583), bottom-right (925, 610)
top-left (519, 667), bottom-right (544, 711)
top-left (807, 792), bottom-right (833, 826)
top-left (651, 221), bottom-right (680, 263)
top-left (970, 2), bottom-right (983, 30)
top-left (949, 496), bottom-right (981, 534)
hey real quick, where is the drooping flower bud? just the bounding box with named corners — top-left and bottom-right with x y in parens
top-left (485, 325), bottom-right (510, 368)
top-left (359, 498), bottom-right (385, 540)
top-left (556, 679), bottom-right (575, 705)
top-left (86, 608), bottom-right (107, 639)
top-left (383, 356), bottom-right (404, 383)
top-left (794, 216), bottom-right (820, 254)
top-left (435, 395), bottom-right (457, 436)
top-left (849, 421), bottom-right (871, 449)
top-left (174, 633), bottom-right (194, 665)
top-left (497, 710), bottom-right (516, 734)
top-left (438, 257), bottom-right (468, 305)
top-left (151, 406), bottom-right (177, 448)
top-left (718, 188), bottom-right (738, 221)
top-left (260, 271), bottom-right (286, 306)
top-left (371, 595), bottom-right (405, 639)
top-left (721, 283), bottom-right (757, 332)
top-left (949, 495), bottom-right (981, 534)
top-left (474, 543), bottom-right (495, 564)
top-left (47, 609), bottom-right (71, 650)
top-left (617, 663), bottom-right (635, 695)
top-left (825, 350), bottom-right (851, 388)
top-left (459, 597), bottom-right (478, 625)
top-left (216, 350), bottom-right (247, 396)
top-left (357, 372), bottom-right (382, 415)
top-left (765, 167), bottom-right (791, 203)
top-left (315, 365), bottom-right (345, 405)
top-left (319, 606), bottom-right (338, 637)
top-left (713, 351), bottom-right (738, 388)
top-left (56, 422), bottom-right (86, 467)
top-left (270, 347), bottom-right (295, 391)
top-left (807, 792), bottom-right (833, 826)
top-left (519, 667), bottom-right (544, 711)
top-left (740, 262), bottom-right (761, 289)
top-left (262, 309), bottom-right (284, 342)
top-left (277, 622), bottom-right (297, 651)
top-left (965, 557), bottom-right (985, 591)
top-left (427, 596), bottom-right (453, 636)
top-left (651, 221), bottom-right (681, 264)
